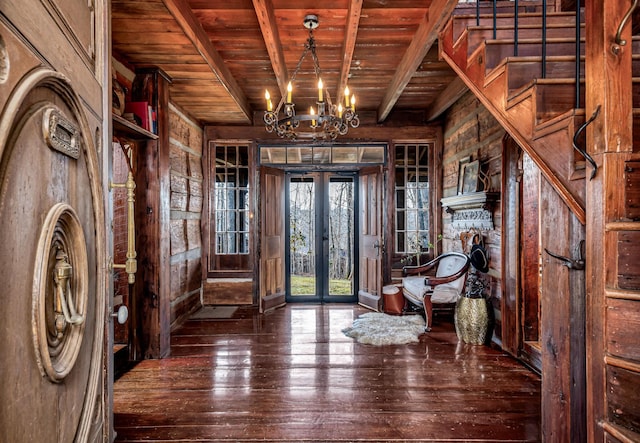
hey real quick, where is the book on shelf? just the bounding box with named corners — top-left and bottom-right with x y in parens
top-left (125, 101), bottom-right (149, 131)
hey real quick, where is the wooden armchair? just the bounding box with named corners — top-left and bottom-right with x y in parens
top-left (402, 252), bottom-right (470, 331)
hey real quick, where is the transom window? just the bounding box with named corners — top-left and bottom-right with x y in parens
top-left (394, 143), bottom-right (431, 254)
top-left (260, 144), bottom-right (385, 165)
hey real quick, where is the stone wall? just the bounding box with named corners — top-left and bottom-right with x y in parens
top-left (168, 103), bottom-right (203, 328)
top-left (441, 91), bottom-right (505, 344)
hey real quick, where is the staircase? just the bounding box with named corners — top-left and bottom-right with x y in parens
top-left (440, 1), bottom-right (639, 223)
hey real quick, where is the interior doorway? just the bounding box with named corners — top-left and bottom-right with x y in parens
top-left (286, 172), bottom-right (358, 303)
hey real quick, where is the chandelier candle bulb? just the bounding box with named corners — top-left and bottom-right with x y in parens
top-left (310, 106), bottom-right (316, 126)
top-left (338, 104), bottom-right (343, 118)
top-left (287, 82), bottom-right (292, 103)
top-left (344, 86), bottom-right (350, 107)
top-left (318, 79), bottom-right (323, 102)
top-left (265, 90), bottom-right (272, 111)
top-left (351, 94), bottom-right (356, 111)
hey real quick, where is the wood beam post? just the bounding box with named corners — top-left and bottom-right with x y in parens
top-left (585, 1), bottom-right (634, 441)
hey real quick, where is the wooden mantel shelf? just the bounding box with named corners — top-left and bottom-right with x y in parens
top-left (441, 192), bottom-right (499, 230)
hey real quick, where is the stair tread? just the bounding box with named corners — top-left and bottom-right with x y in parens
top-left (487, 37), bottom-right (584, 44)
top-left (453, 11), bottom-right (576, 20)
top-left (468, 23), bottom-right (584, 31)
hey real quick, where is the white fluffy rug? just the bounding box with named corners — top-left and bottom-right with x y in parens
top-left (342, 312), bottom-right (426, 345)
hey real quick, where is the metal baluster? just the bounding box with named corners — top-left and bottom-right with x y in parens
top-left (476, 0), bottom-right (480, 26)
top-left (514, 0), bottom-right (519, 56)
top-left (575, 0), bottom-right (581, 108)
top-left (493, 0), bottom-right (497, 39)
top-left (542, 0), bottom-right (547, 78)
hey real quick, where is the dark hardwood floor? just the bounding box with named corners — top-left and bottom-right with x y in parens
top-left (113, 304), bottom-right (541, 442)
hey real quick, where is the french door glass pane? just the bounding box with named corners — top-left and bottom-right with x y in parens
top-left (328, 178), bottom-right (354, 296)
top-left (289, 178), bottom-right (316, 296)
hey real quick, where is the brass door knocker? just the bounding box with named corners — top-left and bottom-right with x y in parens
top-left (53, 248), bottom-right (84, 337)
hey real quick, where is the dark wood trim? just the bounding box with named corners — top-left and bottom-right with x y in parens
top-left (205, 124), bottom-right (443, 143)
top-left (585, 2), bottom-right (635, 441)
top-left (426, 77), bottom-right (468, 122)
top-left (336, 0), bottom-right (363, 106)
top-left (377, 0), bottom-right (459, 122)
top-left (252, 0), bottom-right (288, 97)
top-left (500, 135), bottom-right (520, 356)
top-left (132, 69), bottom-right (172, 359)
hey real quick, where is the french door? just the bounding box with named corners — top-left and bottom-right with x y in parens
top-left (286, 172), bottom-right (358, 302)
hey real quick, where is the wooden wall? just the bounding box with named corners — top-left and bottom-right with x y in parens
top-left (441, 91), bottom-right (506, 344)
top-left (168, 103), bottom-right (203, 328)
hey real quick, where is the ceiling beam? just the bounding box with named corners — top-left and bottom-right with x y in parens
top-left (425, 76), bottom-right (468, 122)
top-left (253, 0), bottom-right (289, 97)
top-left (162, 0), bottom-right (252, 123)
top-left (376, 0), bottom-right (458, 123)
top-left (336, 0), bottom-right (363, 106)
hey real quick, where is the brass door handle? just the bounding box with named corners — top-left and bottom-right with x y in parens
top-left (110, 171), bottom-right (137, 284)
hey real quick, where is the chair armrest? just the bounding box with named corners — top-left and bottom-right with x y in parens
top-left (425, 260), bottom-right (470, 286)
top-left (402, 256), bottom-right (439, 276)
top-left (402, 251), bottom-right (469, 277)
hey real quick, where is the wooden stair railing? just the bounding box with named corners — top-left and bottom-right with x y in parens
top-left (441, 2), bottom-right (640, 223)
top-left (439, 4), bottom-right (640, 224)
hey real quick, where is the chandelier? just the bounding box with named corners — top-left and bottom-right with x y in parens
top-left (264, 15), bottom-right (359, 140)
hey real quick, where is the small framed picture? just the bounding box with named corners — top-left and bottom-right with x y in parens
top-left (462, 160), bottom-right (480, 194)
top-left (457, 156), bottom-right (470, 195)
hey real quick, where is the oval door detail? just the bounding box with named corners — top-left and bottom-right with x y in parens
top-left (32, 202), bottom-right (89, 383)
top-left (0, 71), bottom-right (106, 441)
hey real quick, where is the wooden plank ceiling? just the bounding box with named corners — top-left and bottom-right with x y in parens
top-left (111, 0), bottom-right (463, 126)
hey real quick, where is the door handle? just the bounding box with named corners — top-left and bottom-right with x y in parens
top-left (110, 170), bottom-right (137, 284)
top-left (111, 305), bottom-right (129, 324)
top-left (373, 240), bottom-right (381, 257)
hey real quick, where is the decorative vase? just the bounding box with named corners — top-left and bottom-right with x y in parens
top-left (455, 295), bottom-right (489, 345)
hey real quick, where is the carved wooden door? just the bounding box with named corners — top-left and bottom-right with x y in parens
top-left (259, 166), bottom-right (286, 312)
top-left (358, 166), bottom-right (383, 310)
top-left (0, 72), bottom-right (107, 440)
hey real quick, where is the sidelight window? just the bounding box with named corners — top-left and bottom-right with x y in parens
top-left (394, 143), bottom-right (431, 255)
top-left (214, 144), bottom-right (250, 255)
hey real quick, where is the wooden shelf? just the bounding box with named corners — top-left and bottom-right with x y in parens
top-left (441, 191), bottom-right (499, 212)
top-left (113, 113), bottom-right (158, 140)
top-left (440, 191), bottom-right (499, 230)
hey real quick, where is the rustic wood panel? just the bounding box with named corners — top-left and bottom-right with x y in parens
top-left (618, 231), bottom-right (640, 290)
top-left (168, 104), bottom-right (204, 329)
top-left (539, 175), bottom-right (586, 443)
top-left (521, 153), bottom-right (540, 345)
top-left (500, 136), bottom-right (520, 355)
top-left (202, 279), bottom-right (253, 305)
top-left (624, 161), bottom-right (640, 220)
top-left (606, 366), bottom-right (640, 436)
top-left (606, 298), bottom-right (640, 362)
top-left (114, 304), bottom-right (541, 442)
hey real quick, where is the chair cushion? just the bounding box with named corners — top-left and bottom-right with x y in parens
top-left (431, 285), bottom-right (461, 304)
top-left (402, 276), bottom-right (428, 306)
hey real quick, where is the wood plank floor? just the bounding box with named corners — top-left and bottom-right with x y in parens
top-left (113, 304), bottom-right (541, 442)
